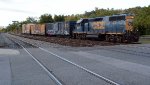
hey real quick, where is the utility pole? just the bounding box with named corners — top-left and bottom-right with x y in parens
top-left (12, 21), bottom-right (18, 34)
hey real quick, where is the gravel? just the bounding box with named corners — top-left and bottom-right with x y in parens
top-left (14, 34), bottom-right (117, 47)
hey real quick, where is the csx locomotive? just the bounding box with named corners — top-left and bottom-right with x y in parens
top-left (22, 14), bottom-right (139, 43)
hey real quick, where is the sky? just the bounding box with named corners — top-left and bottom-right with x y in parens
top-left (0, 0), bottom-right (149, 26)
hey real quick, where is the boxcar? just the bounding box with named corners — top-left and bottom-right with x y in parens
top-left (64, 21), bottom-right (76, 37)
top-left (45, 21), bottom-right (76, 36)
top-left (53, 22), bottom-right (65, 35)
top-left (22, 24), bottom-right (26, 34)
top-left (31, 24), bottom-right (46, 35)
top-left (22, 24), bottom-right (35, 34)
top-left (45, 23), bottom-right (55, 36)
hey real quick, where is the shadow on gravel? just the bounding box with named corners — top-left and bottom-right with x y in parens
top-left (0, 46), bottom-right (5, 48)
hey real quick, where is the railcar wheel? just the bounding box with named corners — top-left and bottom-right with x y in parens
top-left (83, 34), bottom-right (86, 39)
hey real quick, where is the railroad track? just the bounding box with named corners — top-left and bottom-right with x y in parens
top-left (7, 36), bottom-right (63, 85)
top-left (6, 35), bottom-right (120, 85)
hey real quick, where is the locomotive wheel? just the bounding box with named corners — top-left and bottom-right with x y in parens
top-left (77, 34), bottom-right (79, 39)
top-left (127, 37), bottom-right (132, 43)
top-left (122, 36), bottom-right (126, 43)
top-left (98, 34), bottom-right (104, 40)
top-left (134, 37), bottom-right (139, 42)
top-left (112, 35), bottom-right (117, 43)
top-left (80, 34), bottom-right (83, 40)
top-left (106, 35), bottom-right (109, 41)
top-left (108, 36), bottom-right (111, 42)
top-left (82, 34), bottom-right (84, 39)
top-left (84, 34), bottom-right (86, 39)
top-left (116, 36), bottom-right (122, 43)
top-left (120, 36), bottom-right (123, 43)
top-left (79, 34), bottom-right (82, 39)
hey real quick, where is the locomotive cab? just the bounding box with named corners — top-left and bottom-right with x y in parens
top-left (125, 15), bottom-right (139, 42)
top-left (76, 18), bottom-right (89, 32)
top-left (126, 16), bottom-right (134, 32)
top-left (73, 19), bottom-right (89, 39)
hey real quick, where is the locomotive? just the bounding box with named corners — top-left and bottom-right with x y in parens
top-left (73, 14), bottom-right (139, 42)
top-left (22, 14), bottom-right (139, 43)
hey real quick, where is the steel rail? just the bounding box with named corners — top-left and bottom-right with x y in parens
top-left (11, 35), bottom-right (120, 85)
top-left (9, 38), bottom-right (63, 85)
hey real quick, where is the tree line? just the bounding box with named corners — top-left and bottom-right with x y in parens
top-left (1, 5), bottom-right (150, 35)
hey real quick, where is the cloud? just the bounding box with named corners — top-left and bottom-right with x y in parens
top-left (0, 7), bottom-right (37, 14)
top-left (0, 0), bottom-right (12, 3)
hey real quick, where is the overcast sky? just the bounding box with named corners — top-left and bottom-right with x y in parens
top-left (0, 0), bottom-right (149, 26)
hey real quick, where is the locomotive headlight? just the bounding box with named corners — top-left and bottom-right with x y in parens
top-left (131, 17), bottom-right (134, 19)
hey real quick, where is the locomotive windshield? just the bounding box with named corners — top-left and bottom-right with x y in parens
top-left (94, 18), bottom-right (103, 21)
top-left (117, 16), bottom-right (125, 21)
top-left (109, 16), bottom-right (125, 21)
top-left (109, 17), bottom-right (116, 21)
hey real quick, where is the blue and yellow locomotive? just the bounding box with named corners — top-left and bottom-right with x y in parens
top-left (73, 14), bottom-right (139, 42)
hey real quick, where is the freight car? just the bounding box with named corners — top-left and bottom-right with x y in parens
top-left (46, 21), bottom-right (76, 36)
top-left (30, 24), bottom-right (46, 35)
top-left (22, 24), bottom-right (46, 35)
top-left (45, 21), bottom-right (76, 37)
top-left (73, 14), bottom-right (139, 42)
top-left (22, 21), bottom-right (76, 36)
top-left (22, 24), bottom-right (34, 34)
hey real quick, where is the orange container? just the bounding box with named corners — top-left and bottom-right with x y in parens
top-left (22, 24), bottom-right (35, 34)
top-left (31, 24), bottom-right (45, 35)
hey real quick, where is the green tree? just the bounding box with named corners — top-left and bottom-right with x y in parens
top-left (133, 6), bottom-right (150, 35)
top-left (23, 17), bottom-right (38, 24)
top-left (39, 14), bottom-right (54, 23)
top-left (54, 15), bottom-right (65, 22)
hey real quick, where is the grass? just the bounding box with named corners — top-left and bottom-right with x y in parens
top-left (138, 35), bottom-right (150, 44)
top-left (141, 35), bottom-right (150, 37)
top-left (139, 38), bottom-right (150, 44)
